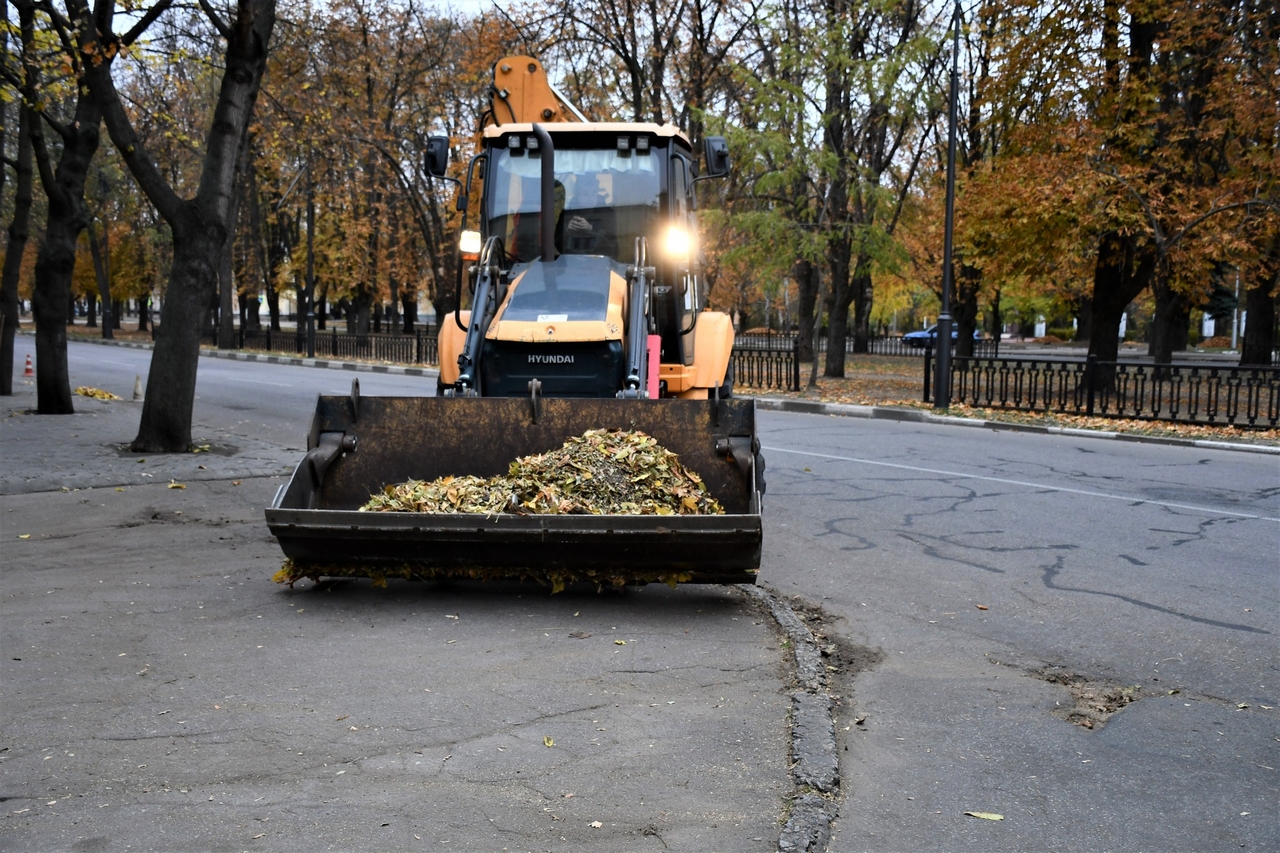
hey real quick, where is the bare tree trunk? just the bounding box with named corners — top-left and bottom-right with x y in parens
top-left (1149, 273), bottom-right (1188, 365)
top-left (794, 258), bottom-right (819, 363)
top-left (1241, 230), bottom-right (1278, 366)
top-left (25, 5), bottom-right (105, 414)
top-left (2, 99), bottom-right (34, 396)
top-left (1074, 294), bottom-right (1092, 343)
top-left (953, 263), bottom-right (982, 357)
top-left (824, 232), bottom-right (853, 377)
top-left (80, 0), bottom-right (278, 450)
top-left (986, 288), bottom-right (1002, 340)
top-left (218, 133), bottom-right (250, 348)
top-left (1088, 232), bottom-right (1155, 364)
top-left (87, 221), bottom-right (113, 338)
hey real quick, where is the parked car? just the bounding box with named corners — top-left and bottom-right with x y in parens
top-left (902, 325), bottom-right (982, 348)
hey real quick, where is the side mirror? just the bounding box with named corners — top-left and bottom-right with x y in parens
top-left (425, 136), bottom-right (450, 178)
top-left (702, 136), bottom-right (729, 178)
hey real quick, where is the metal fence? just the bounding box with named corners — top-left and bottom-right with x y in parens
top-left (731, 338), bottom-right (801, 392)
top-left (924, 351), bottom-right (1280, 429)
top-left (237, 327), bottom-right (440, 365)
top-left (735, 332), bottom-right (1000, 358)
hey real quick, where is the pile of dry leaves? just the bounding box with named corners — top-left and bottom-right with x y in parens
top-left (361, 428), bottom-right (723, 516)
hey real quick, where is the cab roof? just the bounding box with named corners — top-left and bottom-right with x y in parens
top-left (483, 122), bottom-right (692, 149)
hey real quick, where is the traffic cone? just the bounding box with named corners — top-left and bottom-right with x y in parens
top-left (132, 374), bottom-right (144, 401)
top-left (23, 354), bottom-right (33, 377)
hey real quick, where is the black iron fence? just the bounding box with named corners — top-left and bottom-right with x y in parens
top-left (180, 326), bottom-right (440, 365)
top-left (924, 351), bottom-right (1280, 429)
top-left (731, 338), bottom-right (802, 392)
top-left (735, 331), bottom-right (999, 358)
top-left (238, 327), bottom-right (440, 365)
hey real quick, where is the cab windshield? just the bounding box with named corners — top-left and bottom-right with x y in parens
top-left (486, 146), bottom-right (660, 263)
top-left (499, 255), bottom-right (617, 323)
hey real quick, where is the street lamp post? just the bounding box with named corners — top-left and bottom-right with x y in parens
top-left (934, 0), bottom-right (962, 409)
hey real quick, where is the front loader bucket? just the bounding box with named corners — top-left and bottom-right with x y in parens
top-left (265, 391), bottom-right (763, 587)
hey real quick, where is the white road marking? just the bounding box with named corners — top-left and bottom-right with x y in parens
top-left (763, 445), bottom-right (1280, 522)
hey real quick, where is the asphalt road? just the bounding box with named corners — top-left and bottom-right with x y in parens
top-left (5, 339), bottom-right (1278, 851)
top-left (757, 412), bottom-right (1278, 851)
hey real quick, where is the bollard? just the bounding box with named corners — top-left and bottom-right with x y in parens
top-left (133, 374), bottom-right (144, 401)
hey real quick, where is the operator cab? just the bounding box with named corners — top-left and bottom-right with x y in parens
top-left (478, 124), bottom-right (703, 377)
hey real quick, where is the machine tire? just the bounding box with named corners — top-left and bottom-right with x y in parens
top-left (717, 362), bottom-right (734, 399)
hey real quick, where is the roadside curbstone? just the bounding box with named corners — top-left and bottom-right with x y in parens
top-left (741, 584), bottom-right (841, 853)
top-left (753, 396), bottom-right (1279, 455)
top-left (777, 793), bottom-right (835, 853)
top-left (790, 691), bottom-right (839, 793)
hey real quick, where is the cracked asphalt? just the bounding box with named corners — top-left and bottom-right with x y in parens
top-left (758, 411), bottom-right (1279, 851)
top-left (0, 353), bottom-right (792, 852)
top-left (4, 339), bottom-right (1278, 852)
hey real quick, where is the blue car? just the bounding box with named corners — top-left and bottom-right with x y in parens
top-left (903, 325), bottom-right (982, 348)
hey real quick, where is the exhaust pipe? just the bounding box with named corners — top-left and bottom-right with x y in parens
top-left (533, 123), bottom-right (555, 260)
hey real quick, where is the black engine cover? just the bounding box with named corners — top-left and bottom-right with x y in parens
top-left (480, 339), bottom-right (625, 397)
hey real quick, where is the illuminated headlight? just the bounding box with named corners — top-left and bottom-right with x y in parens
top-left (663, 224), bottom-right (694, 260)
top-left (459, 229), bottom-right (482, 260)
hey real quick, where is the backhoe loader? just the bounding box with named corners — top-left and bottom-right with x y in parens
top-left (266, 57), bottom-right (763, 587)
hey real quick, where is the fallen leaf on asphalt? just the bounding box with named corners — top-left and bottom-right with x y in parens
top-left (115, 487), bottom-right (125, 492)
top-left (232, 480), bottom-right (242, 486)
top-left (349, 726), bottom-right (358, 731)
top-left (136, 458), bottom-right (145, 463)
top-left (168, 482), bottom-right (185, 490)
top-left (614, 639), bottom-right (627, 645)
top-left (964, 811), bottom-right (1004, 821)
top-left (544, 736), bottom-right (555, 747)
top-left (1237, 703), bottom-right (1249, 709)
top-left (336, 715), bottom-right (348, 721)
top-left (18, 534), bottom-right (30, 540)
top-left (75, 386), bottom-right (120, 401)
top-left (252, 834), bottom-right (265, 839)
top-left (589, 821), bottom-right (603, 828)
top-left (975, 604), bottom-right (988, 611)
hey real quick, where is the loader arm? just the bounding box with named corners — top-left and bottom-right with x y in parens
top-left (620, 237), bottom-right (655, 399)
top-left (451, 236), bottom-right (505, 396)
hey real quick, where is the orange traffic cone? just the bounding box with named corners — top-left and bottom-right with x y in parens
top-left (23, 354), bottom-right (33, 376)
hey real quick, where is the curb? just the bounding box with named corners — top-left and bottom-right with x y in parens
top-left (740, 584), bottom-right (840, 853)
top-left (752, 396), bottom-right (1280, 455)
top-left (201, 348), bottom-right (439, 378)
top-left (57, 335), bottom-right (1277, 454)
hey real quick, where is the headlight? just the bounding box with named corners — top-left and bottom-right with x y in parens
top-left (459, 229), bottom-right (482, 260)
top-left (663, 224), bottom-right (694, 260)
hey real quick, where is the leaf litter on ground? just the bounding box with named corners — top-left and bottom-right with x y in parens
top-left (361, 428), bottom-right (723, 516)
top-left (74, 386), bottom-right (121, 401)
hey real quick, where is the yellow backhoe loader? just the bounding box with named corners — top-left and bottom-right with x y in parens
top-left (266, 57), bottom-right (763, 587)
